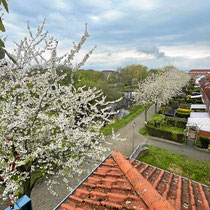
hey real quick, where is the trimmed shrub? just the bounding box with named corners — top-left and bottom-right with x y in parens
top-left (166, 117), bottom-right (187, 128)
top-left (195, 136), bottom-right (210, 149)
top-left (146, 125), bottom-right (184, 143)
top-left (179, 103), bottom-right (190, 109)
top-left (176, 108), bottom-right (193, 117)
top-left (176, 108), bottom-right (193, 113)
top-left (177, 133), bottom-right (185, 143)
top-left (148, 114), bottom-right (165, 127)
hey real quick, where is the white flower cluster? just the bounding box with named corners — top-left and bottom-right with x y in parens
top-left (0, 21), bottom-right (120, 203)
top-left (135, 66), bottom-right (190, 111)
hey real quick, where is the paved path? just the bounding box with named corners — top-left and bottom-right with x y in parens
top-left (105, 105), bottom-right (156, 156)
top-left (146, 136), bottom-right (210, 162)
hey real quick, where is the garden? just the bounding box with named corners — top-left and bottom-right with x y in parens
top-left (140, 79), bottom-right (210, 148)
top-left (142, 114), bottom-right (186, 143)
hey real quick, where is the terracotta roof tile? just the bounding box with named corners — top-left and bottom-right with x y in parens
top-left (58, 151), bottom-right (210, 210)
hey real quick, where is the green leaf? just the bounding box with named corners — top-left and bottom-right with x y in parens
top-left (1, 0), bottom-right (9, 13)
top-left (0, 19), bottom-right (5, 32)
top-left (0, 48), bottom-right (5, 59)
top-left (4, 49), bottom-right (17, 64)
top-left (0, 39), bottom-right (5, 48)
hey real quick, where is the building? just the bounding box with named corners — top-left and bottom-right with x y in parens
top-left (188, 69), bottom-right (210, 79)
top-left (54, 151), bottom-right (210, 210)
top-left (187, 76), bottom-right (210, 138)
top-left (102, 70), bottom-right (116, 79)
top-left (200, 76), bottom-right (210, 117)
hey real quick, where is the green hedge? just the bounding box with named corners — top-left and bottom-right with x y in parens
top-left (195, 136), bottom-right (210, 149)
top-left (166, 117), bottom-right (187, 129)
top-left (148, 114), bottom-right (165, 127)
top-left (176, 108), bottom-right (193, 118)
top-left (146, 125), bottom-right (184, 143)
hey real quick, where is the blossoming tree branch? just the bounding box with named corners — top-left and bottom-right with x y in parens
top-left (0, 21), bottom-right (121, 203)
top-left (135, 66), bottom-right (190, 122)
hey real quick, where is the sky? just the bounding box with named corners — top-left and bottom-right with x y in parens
top-left (3, 0), bottom-right (210, 71)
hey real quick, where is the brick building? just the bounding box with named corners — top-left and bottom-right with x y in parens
top-left (200, 76), bottom-right (210, 117)
top-left (188, 69), bottom-right (210, 79)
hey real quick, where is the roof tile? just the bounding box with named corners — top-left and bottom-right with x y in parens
top-left (58, 151), bottom-right (210, 210)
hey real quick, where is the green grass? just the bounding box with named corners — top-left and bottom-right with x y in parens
top-left (158, 125), bottom-right (184, 134)
top-left (140, 145), bottom-right (210, 186)
top-left (101, 105), bottom-right (144, 136)
top-left (139, 125), bottom-right (184, 136)
top-left (139, 126), bottom-right (148, 135)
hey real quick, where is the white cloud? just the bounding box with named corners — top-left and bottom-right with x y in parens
top-left (121, 0), bottom-right (160, 11)
top-left (159, 45), bottom-right (210, 59)
top-left (48, 12), bottom-right (66, 22)
top-left (89, 10), bottom-right (124, 23)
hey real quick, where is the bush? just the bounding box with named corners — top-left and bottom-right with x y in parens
top-left (194, 99), bottom-right (202, 104)
top-left (146, 125), bottom-right (184, 143)
top-left (176, 108), bottom-right (193, 113)
top-left (139, 127), bottom-right (148, 135)
top-left (148, 114), bottom-right (165, 127)
top-left (176, 108), bottom-right (193, 117)
top-left (166, 117), bottom-right (187, 128)
top-left (179, 104), bottom-right (190, 109)
top-left (186, 98), bottom-right (193, 103)
top-left (195, 136), bottom-right (210, 149)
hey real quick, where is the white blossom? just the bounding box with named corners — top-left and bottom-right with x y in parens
top-left (0, 21), bottom-right (121, 203)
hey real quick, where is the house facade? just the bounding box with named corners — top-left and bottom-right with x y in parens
top-left (200, 76), bottom-right (210, 117)
top-left (188, 69), bottom-right (210, 79)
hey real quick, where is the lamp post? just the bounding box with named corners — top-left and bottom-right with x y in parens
top-left (132, 122), bottom-right (136, 153)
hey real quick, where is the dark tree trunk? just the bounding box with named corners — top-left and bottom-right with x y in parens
top-left (145, 107), bottom-right (148, 122)
top-left (22, 177), bottom-right (31, 198)
top-left (155, 103), bottom-right (158, 114)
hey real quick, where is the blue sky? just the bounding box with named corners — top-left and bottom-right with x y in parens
top-left (3, 0), bottom-right (210, 71)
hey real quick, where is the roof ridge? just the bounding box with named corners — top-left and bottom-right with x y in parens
top-left (112, 151), bottom-right (175, 210)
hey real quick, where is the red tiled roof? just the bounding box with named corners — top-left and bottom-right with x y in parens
top-left (190, 69), bottom-right (210, 72)
top-left (58, 151), bottom-right (210, 210)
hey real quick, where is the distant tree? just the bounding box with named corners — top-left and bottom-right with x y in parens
top-left (118, 64), bottom-right (148, 88)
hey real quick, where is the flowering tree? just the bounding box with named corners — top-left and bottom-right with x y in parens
top-left (0, 21), bottom-right (120, 204)
top-left (135, 66), bottom-right (190, 121)
top-left (134, 73), bottom-right (155, 122)
top-left (151, 66), bottom-right (190, 113)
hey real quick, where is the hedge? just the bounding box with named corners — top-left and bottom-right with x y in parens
top-left (176, 108), bottom-right (193, 118)
top-left (195, 136), bottom-right (210, 149)
top-left (148, 114), bottom-right (165, 127)
top-left (176, 108), bottom-right (193, 114)
top-left (146, 125), bottom-right (184, 143)
top-left (166, 117), bottom-right (187, 129)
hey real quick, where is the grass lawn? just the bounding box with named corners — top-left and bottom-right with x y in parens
top-left (139, 124), bottom-right (184, 136)
top-left (139, 126), bottom-right (148, 135)
top-left (101, 105), bottom-right (144, 136)
top-left (158, 125), bottom-right (184, 134)
top-left (140, 145), bottom-right (210, 186)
